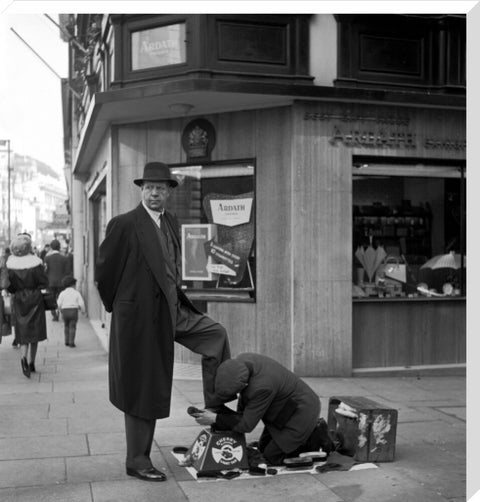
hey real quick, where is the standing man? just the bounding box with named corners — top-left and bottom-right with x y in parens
top-left (95, 161), bottom-right (231, 482)
top-left (44, 239), bottom-right (68, 322)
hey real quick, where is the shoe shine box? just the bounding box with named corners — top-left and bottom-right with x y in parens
top-left (186, 428), bottom-right (249, 474)
top-left (327, 396), bottom-right (398, 462)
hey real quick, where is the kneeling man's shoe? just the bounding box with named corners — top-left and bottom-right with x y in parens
top-left (126, 467), bottom-right (167, 482)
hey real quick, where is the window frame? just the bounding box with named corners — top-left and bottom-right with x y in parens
top-left (121, 15), bottom-right (191, 82)
top-left (168, 158), bottom-right (256, 303)
top-left (352, 159), bottom-right (466, 301)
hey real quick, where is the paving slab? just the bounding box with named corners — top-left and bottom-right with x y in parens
top-left (69, 389), bottom-right (111, 404)
top-left (87, 431), bottom-right (125, 455)
top-left (48, 401), bottom-right (113, 419)
top-left (320, 467), bottom-right (450, 502)
top-left (67, 412), bottom-right (124, 434)
top-left (0, 416), bottom-right (67, 438)
top-left (381, 442), bottom-right (465, 499)
top-left (435, 406), bottom-right (466, 421)
top-left (0, 403), bottom-right (48, 421)
top-left (179, 474), bottom-right (344, 502)
top-left (52, 380), bottom-right (109, 393)
top-left (0, 482), bottom-right (93, 502)
top-left (0, 390), bottom-right (74, 406)
top-left (396, 419), bottom-right (466, 444)
top-left (0, 433), bottom-right (88, 460)
top-left (91, 478), bottom-right (187, 502)
top-left (0, 382), bottom-right (53, 395)
top-left (66, 452), bottom-right (129, 483)
top-left (0, 457), bottom-right (66, 488)
top-left (303, 377), bottom-right (369, 397)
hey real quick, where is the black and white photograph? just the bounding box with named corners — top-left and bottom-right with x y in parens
top-left (0, 2), bottom-right (476, 501)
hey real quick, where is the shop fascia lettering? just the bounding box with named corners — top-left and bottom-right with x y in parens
top-left (330, 127), bottom-right (416, 148)
top-left (329, 126), bottom-right (465, 150)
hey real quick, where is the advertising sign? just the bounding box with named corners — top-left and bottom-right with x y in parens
top-left (131, 23), bottom-right (186, 70)
top-left (181, 224), bottom-right (217, 281)
top-left (204, 240), bottom-right (241, 273)
top-left (209, 198), bottom-right (253, 227)
top-left (185, 428), bottom-right (249, 474)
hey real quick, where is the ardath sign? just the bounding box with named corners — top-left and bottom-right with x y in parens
top-left (210, 198), bottom-right (253, 227)
top-left (131, 23), bottom-right (186, 70)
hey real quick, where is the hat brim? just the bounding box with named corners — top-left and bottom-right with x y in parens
top-left (134, 178), bottom-right (178, 187)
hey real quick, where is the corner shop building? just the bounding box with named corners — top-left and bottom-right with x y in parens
top-left (65, 14), bottom-right (466, 376)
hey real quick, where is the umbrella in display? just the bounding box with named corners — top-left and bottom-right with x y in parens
top-left (355, 245), bottom-right (366, 269)
top-left (363, 237), bottom-right (377, 283)
top-left (420, 251), bottom-right (466, 270)
top-left (372, 244), bottom-right (387, 279)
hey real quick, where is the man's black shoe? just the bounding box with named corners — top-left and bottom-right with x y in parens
top-left (126, 467), bottom-right (167, 482)
top-left (187, 406), bottom-right (204, 417)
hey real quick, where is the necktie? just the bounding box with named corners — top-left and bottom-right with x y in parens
top-left (159, 213), bottom-right (168, 236)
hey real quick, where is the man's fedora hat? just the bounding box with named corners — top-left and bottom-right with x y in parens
top-left (134, 161), bottom-right (178, 187)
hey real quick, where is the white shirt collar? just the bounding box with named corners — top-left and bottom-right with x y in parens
top-left (142, 201), bottom-right (164, 227)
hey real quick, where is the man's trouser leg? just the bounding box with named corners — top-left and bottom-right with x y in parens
top-left (175, 304), bottom-right (230, 408)
top-left (124, 413), bottom-right (156, 470)
top-left (50, 287), bottom-right (61, 320)
top-left (258, 427), bottom-right (287, 466)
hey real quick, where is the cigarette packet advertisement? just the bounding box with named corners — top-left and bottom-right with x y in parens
top-left (182, 224), bottom-right (217, 281)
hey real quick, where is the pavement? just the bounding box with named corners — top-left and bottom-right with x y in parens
top-left (0, 315), bottom-right (466, 502)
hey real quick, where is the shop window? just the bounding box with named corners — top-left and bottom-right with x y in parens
top-left (352, 162), bottom-right (465, 300)
top-left (168, 160), bottom-right (255, 302)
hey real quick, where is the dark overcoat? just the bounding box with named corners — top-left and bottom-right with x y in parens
top-left (95, 204), bottom-right (198, 419)
top-left (44, 251), bottom-right (68, 288)
top-left (6, 254), bottom-right (48, 344)
top-left (215, 353), bottom-right (320, 453)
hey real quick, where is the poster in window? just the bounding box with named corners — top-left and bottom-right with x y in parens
top-left (202, 192), bottom-right (255, 288)
top-left (182, 224), bottom-right (217, 281)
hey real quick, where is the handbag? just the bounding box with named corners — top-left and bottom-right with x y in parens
top-left (42, 292), bottom-right (58, 311)
top-left (378, 256), bottom-right (407, 283)
top-left (1, 319), bottom-right (12, 338)
top-left (2, 295), bottom-right (11, 315)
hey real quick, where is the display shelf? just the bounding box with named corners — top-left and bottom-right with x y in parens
top-left (353, 202), bottom-right (432, 257)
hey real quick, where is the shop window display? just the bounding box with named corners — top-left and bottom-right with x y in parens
top-left (352, 164), bottom-right (465, 299)
top-left (168, 161), bottom-right (255, 301)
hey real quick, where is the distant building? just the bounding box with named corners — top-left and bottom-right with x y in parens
top-left (0, 151), bottom-right (68, 249)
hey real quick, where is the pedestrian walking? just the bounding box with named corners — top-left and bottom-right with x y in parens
top-left (39, 243), bottom-right (51, 262)
top-left (0, 247), bottom-right (17, 347)
top-left (62, 246), bottom-right (74, 276)
top-left (44, 239), bottom-right (68, 321)
top-left (0, 247), bottom-right (12, 344)
top-left (57, 275), bottom-right (85, 347)
top-left (6, 234), bottom-right (49, 378)
top-left (95, 161), bottom-right (231, 482)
